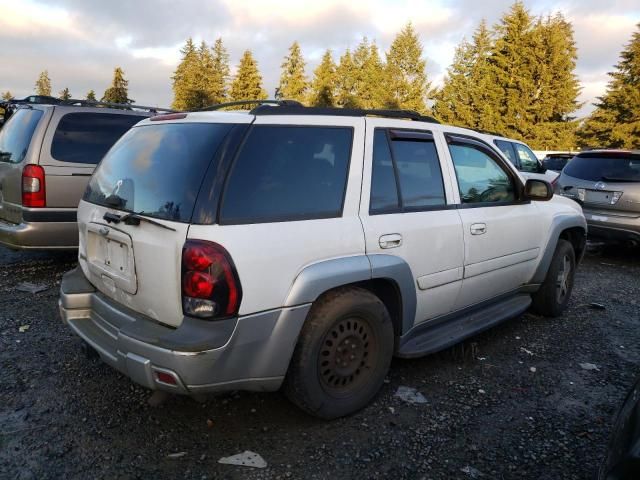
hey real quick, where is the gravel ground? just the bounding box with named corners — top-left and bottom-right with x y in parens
top-left (1, 245), bottom-right (639, 480)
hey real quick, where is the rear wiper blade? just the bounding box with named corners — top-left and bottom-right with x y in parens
top-left (102, 211), bottom-right (176, 231)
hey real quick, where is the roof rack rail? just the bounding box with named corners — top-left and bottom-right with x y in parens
top-left (199, 99), bottom-right (303, 111)
top-left (0, 95), bottom-right (63, 108)
top-left (60, 98), bottom-right (176, 113)
top-left (249, 104), bottom-right (440, 124)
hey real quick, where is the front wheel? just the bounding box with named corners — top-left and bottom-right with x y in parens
top-left (283, 287), bottom-right (394, 419)
top-left (531, 239), bottom-right (576, 317)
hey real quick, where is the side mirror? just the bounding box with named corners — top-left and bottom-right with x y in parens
top-left (524, 179), bottom-right (553, 201)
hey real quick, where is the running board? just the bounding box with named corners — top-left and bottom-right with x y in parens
top-left (397, 294), bottom-right (532, 358)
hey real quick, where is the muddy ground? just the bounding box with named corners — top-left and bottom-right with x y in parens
top-left (1, 245), bottom-right (639, 479)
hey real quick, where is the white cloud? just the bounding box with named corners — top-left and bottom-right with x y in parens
top-left (0, 0), bottom-right (637, 119)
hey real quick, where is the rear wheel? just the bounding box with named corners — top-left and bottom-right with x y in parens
top-left (284, 287), bottom-right (393, 419)
top-left (531, 239), bottom-right (576, 317)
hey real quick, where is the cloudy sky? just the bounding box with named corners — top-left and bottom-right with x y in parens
top-left (1, 0), bottom-right (638, 117)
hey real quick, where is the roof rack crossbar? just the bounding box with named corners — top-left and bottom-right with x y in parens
top-left (199, 99), bottom-right (303, 111)
top-left (249, 104), bottom-right (440, 124)
top-left (60, 98), bottom-right (176, 113)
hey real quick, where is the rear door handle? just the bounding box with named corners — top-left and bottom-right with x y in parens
top-left (379, 233), bottom-right (402, 249)
top-left (470, 223), bottom-right (487, 235)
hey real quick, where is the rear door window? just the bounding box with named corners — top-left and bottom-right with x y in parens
top-left (369, 129), bottom-right (446, 214)
top-left (84, 123), bottom-right (233, 222)
top-left (220, 125), bottom-right (353, 224)
top-left (0, 109), bottom-right (43, 164)
top-left (51, 112), bottom-right (145, 165)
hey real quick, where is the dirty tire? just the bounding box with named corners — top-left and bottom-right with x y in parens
top-left (531, 239), bottom-right (576, 317)
top-left (284, 287), bottom-right (394, 419)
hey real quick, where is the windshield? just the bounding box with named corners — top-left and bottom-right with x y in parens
top-left (0, 108), bottom-right (43, 164)
top-left (84, 123), bottom-right (233, 222)
top-left (563, 155), bottom-right (640, 182)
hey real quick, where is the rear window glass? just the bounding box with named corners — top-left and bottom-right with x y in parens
top-left (84, 123), bottom-right (233, 222)
top-left (0, 109), bottom-right (43, 164)
top-left (51, 112), bottom-right (145, 165)
top-left (563, 155), bottom-right (640, 182)
top-left (220, 125), bottom-right (352, 224)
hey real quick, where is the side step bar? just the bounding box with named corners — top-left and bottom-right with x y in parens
top-left (397, 294), bottom-right (532, 358)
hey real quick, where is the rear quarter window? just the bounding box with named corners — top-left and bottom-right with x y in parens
top-left (51, 112), bottom-right (145, 165)
top-left (220, 125), bottom-right (353, 224)
top-left (0, 109), bottom-right (43, 164)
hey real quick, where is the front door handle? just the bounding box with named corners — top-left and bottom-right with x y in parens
top-left (470, 223), bottom-right (487, 235)
top-left (379, 233), bottom-right (403, 249)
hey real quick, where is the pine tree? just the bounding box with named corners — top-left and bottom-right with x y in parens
top-left (192, 41), bottom-right (214, 108)
top-left (208, 38), bottom-right (230, 105)
top-left (102, 67), bottom-right (133, 104)
top-left (527, 13), bottom-right (581, 149)
top-left (86, 90), bottom-right (97, 101)
top-left (172, 38), bottom-right (200, 110)
top-left (229, 50), bottom-right (267, 106)
top-left (59, 87), bottom-right (72, 100)
top-left (352, 38), bottom-right (386, 109)
top-left (335, 49), bottom-right (359, 108)
top-left (278, 41), bottom-right (308, 102)
top-left (309, 50), bottom-right (336, 107)
top-left (434, 20), bottom-right (501, 130)
top-left (35, 70), bottom-right (52, 96)
top-left (385, 23), bottom-right (431, 113)
top-left (491, 1), bottom-right (538, 140)
top-left (579, 23), bottom-right (640, 149)
top-left (2, 91), bottom-right (13, 101)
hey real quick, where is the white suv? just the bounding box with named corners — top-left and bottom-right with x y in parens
top-left (486, 133), bottom-right (560, 185)
top-left (59, 102), bottom-right (586, 419)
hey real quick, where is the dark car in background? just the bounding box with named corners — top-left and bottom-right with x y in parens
top-left (598, 376), bottom-right (640, 480)
top-left (0, 97), bottom-right (172, 250)
top-left (555, 150), bottom-right (640, 245)
top-left (542, 153), bottom-right (574, 172)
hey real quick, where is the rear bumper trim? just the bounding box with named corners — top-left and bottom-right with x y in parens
top-left (0, 216), bottom-right (78, 249)
top-left (59, 267), bottom-right (310, 394)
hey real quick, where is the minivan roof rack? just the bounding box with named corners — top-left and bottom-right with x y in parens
top-left (250, 104), bottom-right (441, 124)
top-left (0, 95), bottom-right (63, 108)
top-left (198, 99), bottom-right (303, 111)
top-left (60, 98), bottom-right (176, 113)
top-left (0, 96), bottom-right (175, 114)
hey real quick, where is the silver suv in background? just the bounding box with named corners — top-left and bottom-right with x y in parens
top-left (486, 134), bottom-right (560, 185)
top-left (0, 97), bottom-right (171, 250)
top-left (556, 150), bottom-right (640, 245)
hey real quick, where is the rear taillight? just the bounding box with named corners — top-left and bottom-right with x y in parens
top-left (181, 240), bottom-right (242, 319)
top-left (22, 164), bottom-right (46, 207)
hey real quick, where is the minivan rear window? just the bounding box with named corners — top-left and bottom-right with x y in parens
top-left (51, 112), bottom-right (145, 165)
top-left (0, 109), bottom-right (43, 164)
top-left (563, 154), bottom-right (640, 182)
top-left (84, 123), bottom-right (233, 222)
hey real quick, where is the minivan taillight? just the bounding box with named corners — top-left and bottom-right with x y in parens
top-left (181, 240), bottom-right (242, 319)
top-left (22, 164), bottom-right (46, 207)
